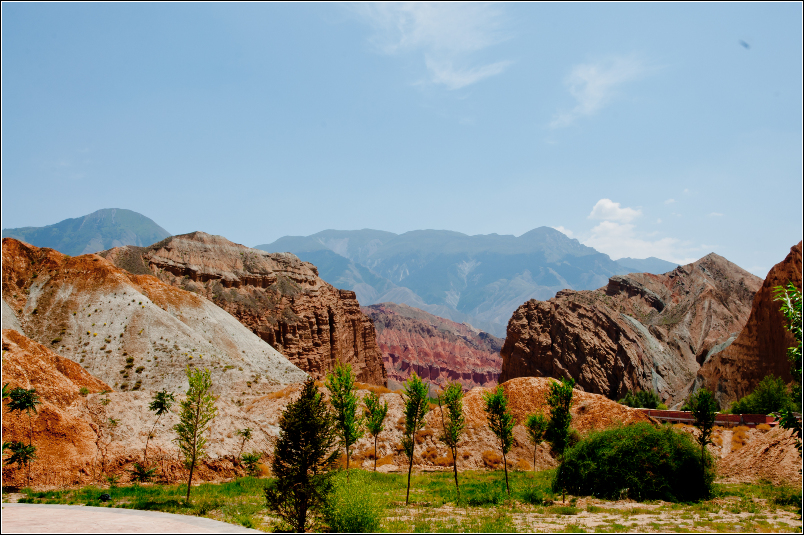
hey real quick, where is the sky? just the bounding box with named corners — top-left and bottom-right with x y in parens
top-left (2, 3), bottom-right (802, 276)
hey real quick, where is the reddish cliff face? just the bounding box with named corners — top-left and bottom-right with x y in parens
top-left (696, 242), bottom-right (802, 407)
top-left (362, 303), bottom-right (502, 391)
top-left (101, 232), bottom-right (386, 386)
top-left (499, 253), bottom-right (762, 406)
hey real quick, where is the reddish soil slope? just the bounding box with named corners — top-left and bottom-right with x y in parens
top-left (363, 302), bottom-right (501, 391)
top-left (696, 242), bottom-right (802, 406)
top-left (101, 232), bottom-right (386, 386)
top-left (500, 253), bottom-right (762, 406)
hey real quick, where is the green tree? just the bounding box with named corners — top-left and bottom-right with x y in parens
top-left (546, 378), bottom-right (575, 456)
top-left (173, 367), bottom-right (217, 502)
top-left (483, 385), bottom-right (515, 495)
top-left (265, 377), bottom-right (338, 532)
top-left (144, 389), bottom-right (174, 463)
top-left (401, 372), bottom-right (430, 505)
top-left (525, 413), bottom-right (548, 472)
top-left (240, 452), bottom-right (261, 476)
top-left (236, 427), bottom-right (253, 460)
top-left (129, 462), bottom-right (156, 483)
top-left (729, 375), bottom-right (795, 415)
top-left (437, 382), bottom-right (465, 501)
top-left (687, 388), bottom-right (718, 488)
top-left (7, 387), bottom-right (41, 484)
top-left (618, 389), bottom-right (662, 409)
top-left (5, 441), bottom-right (37, 483)
top-left (774, 282), bottom-right (802, 450)
top-left (325, 363), bottom-right (364, 475)
top-left (363, 391), bottom-right (389, 472)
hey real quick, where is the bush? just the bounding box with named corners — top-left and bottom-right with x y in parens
top-left (465, 480), bottom-right (507, 506)
top-left (322, 471), bottom-right (382, 533)
top-left (618, 389), bottom-right (662, 409)
top-left (552, 422), bottom-right (714, 502)
top-left (728, 375), bottom-right (797, 414)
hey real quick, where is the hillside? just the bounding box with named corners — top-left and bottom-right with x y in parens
top-left (362, 302), bottom-right (502, 391)
top-left (2, 208), bottom-right (171, 256)
top-left (259, 227), bottom-right (676, 337)
top-left (499, 252), bottom-right (762, 407)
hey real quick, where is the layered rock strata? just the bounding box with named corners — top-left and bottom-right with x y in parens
top-left (362, 302), bottom-right (502, 391)
top-left (695, 242), bottom-right (802, 406)
top-left (499, 253), bottom-right (762, 406)
top-left (101, 232), bottom-right (386, 385)
top-left (2, 238), bottom-right (307, 393)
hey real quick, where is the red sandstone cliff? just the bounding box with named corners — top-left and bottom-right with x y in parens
top-left (696, 242), bottom-right (802, 406)
top-left (362, 302), bottom-right (502, 390)
top-left (101, 232), bottom-right (386, 386)
top-left (499, 253), bottom-right (762, 406)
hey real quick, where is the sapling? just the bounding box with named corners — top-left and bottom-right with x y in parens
top-left (525, 413), bottom-right (548, 472)
top-left (401, 372), bottom-right (430, 505)
top-left (363, 391), bottom-right (389, 472)
top-left (326, 363), bottom-right (364, 476)
top-left (483, 385), bottom-right (515, 495)
top-left (174, 367), bottom-right (217, 503)
top-left (437, 382), bottom-right (465, 501)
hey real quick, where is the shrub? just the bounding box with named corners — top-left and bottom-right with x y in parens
top-left (465, 480), bottom-right (507, 506)
top-left (482, 450), bottom-right (503, 469)
top-left (552, 422), bottom-right (714, 502)
top-left (618, 389), bottom-right (662, 409)
top-left (728, 375), bottom-right (796, 414)
top-left (79, 387), bottom-right (90, 396)
top-left (322, 471), bottom-right (382, 533)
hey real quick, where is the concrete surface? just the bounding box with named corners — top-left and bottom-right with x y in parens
top-left (1, 503), bottom-right (263, 533)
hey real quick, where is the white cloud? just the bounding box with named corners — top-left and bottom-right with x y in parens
top-left (551, 56), bottom-right (648, 128)
top-left (664, 198), bottom-right (675, 205)
top-left (552, 226), bottom-right (574, 238)
top-left (353, 3), bottom-right (512, 90)
top-left (683, 188), bottom-right (690, 194)
top-left (588, 199), bottom-right (641, 223)
top-left (708, 212), bottom-right (724, 217)
top-left (656, 218), bottom-right (662, 224)
top-left (583, 221), bottom-right (698, 264)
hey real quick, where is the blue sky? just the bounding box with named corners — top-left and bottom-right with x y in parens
top-left (2, 3), bottom-right (801, 276)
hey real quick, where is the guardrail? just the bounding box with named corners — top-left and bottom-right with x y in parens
top-left (638, 409), bottom-right (787, 428)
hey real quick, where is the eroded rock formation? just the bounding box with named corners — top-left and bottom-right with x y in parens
top-left (101, 232), bottom-right (386, 386)
top-left (695, 242), bottom-right (802, 406)
top-left (362, 302), bottom-right (502, 390)
top-left (499, 253), bottom-right (762, 406)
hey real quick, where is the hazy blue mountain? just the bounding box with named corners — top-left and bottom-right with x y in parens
top-left (615, 256), bottom-right (678, 274)
top-left (2, 208), bottom-right (171, 256)
top-left (258, 227), bottom-right (663, 337)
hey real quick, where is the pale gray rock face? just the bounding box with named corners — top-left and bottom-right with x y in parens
top-left (2, 298), bottom-right (24, 334)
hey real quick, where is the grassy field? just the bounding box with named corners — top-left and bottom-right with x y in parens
top-left (4, 470), bottom-right (801, 533)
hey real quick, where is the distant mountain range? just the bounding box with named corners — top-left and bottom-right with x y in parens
top-left (257, 228), bottom-right (680, 337)
top-left (2, 208), bottom-right (170, 256)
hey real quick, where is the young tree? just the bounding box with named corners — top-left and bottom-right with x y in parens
top-left (5, 441), bottom-right (37, 485)
top-left (173, 367), bottom-right (217, 503)
top-left (265, 377), bottom-right (338, 532)
top-left (363, 391), bottom-right (389, 472)
top-left (774, 282), bottom-right (802, 450)
top-left (401, 372), bottom-right (430, 505)
top-left (144, 389), bottom-right (174, 463)
top-left (525, 413), bottom-right (548, 472)
top-left (437, 382), bottom-right (465, 501)
top-left (325, 363), bottom-right (364, 475)
top-left (687, 388), bottom-right (718, 485)
top-left (7, 387), bottom-right (41, 484)
top-left (546, 378), bottom-right (575, 456)
top-left (236, 427), bottom-right (253, 460)
top-left (483, 385), bottom-right (515, 495)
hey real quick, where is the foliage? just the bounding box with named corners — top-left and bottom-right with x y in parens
top-left (618, 389), bottom-right (662, 409)
top-left (687, 388), bottom-right (718, 484)
top-left (240, 452), bottom-right (261, 476)
top-left (6, 386), bottom-right (41, 484)
top-left (129, 462), bottom-right (156, 483)
top-left (265, 377), bottom-right (338, 532)
top-left (546, 378), bottom-right (575, 456)
top-left (482, 385), bottom-right (515, 495)
top-left (326, 363), bottom-right (364, 473)
top-left (145, 389), bottom-right (174, 463)
top-left (173, 367), bottom-right (217, 502)
top-left (437, 382), bottom-right (466, 499)
top-left (235, 427), bottom-right (252, 459)
top-left (525, 412), bottom-right (548, 472)
top-left (553, 422), bottom-right (714, 501)
top-left (774, 282), bottom-right (802, 451)
top-left (5, 441), bottom-right (37, 472)
top-left (401, 372), bottom-right (430, 505)
top-left (728, 375), bottom-right (797, 414)
top-left (363, 390), bottom-right (389, 472)
top-left (322, 470), bottom-right (382, 533)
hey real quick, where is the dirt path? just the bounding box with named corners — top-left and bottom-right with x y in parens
top-left (1, 503), bottom-right (261, 534)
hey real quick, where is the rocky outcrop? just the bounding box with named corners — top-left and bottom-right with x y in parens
top-left (695, 242), bottom-right (802, 407)
top-left (499, 253), bottom-right (762, 407)
top-left (2, 238), bottom-right (307, 393)
top-left (101, 232), bottom-right (386, 386)
top-left (362, 303), bottom-right (502, 391)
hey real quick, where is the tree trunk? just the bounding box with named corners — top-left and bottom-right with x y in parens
top-left (452, 446), bottom-right (460, 502)
top-left (406, 454), bottom-right (414, 505)
top-left (502, 449), bottom-right (510, 496)
top-left (533, 444), bottom-right (537, 473)
top-left (144, 415), bottom-right (161, 464)
top-left (346, 443), bottom-right (350, 482)
top-left (186, 455), bottom-right (196, 502)
top-left (374, 435), bottom-right (377, 472)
